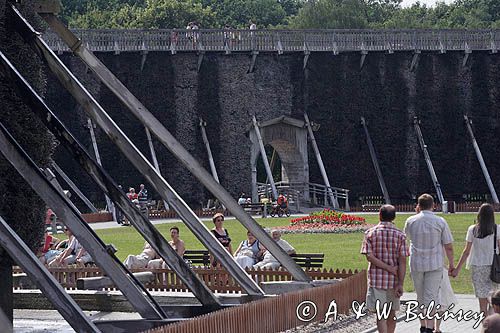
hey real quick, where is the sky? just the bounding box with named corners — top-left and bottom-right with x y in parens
top-left (401, 0), bottom-right (455, 8)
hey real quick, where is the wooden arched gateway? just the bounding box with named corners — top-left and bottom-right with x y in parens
top-left (248, 116), bottom-right (310, 203)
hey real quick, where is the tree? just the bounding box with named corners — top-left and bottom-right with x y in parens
top-left (363, 0), bottom-right (402, 27)
top-left (206, 0), bottom-right (288, 28)
top-left (67, 0), bottom-right (217, 29)
top-left (289, 0), bottom-right (368, 29)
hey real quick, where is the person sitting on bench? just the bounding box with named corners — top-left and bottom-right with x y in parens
top-left (48, 228), bottom-right (86, 267)
top-left (124, 242), bottom-right (157, 269)
top-left (233, 230), bottom-right (265, 269)
top-left (253, 230), bottom-right (295, 270)
top-left (147, 226), bottom-right (185, 269)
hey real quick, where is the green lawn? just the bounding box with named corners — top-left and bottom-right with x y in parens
top-left (95, 213), bottom-right (493, 294)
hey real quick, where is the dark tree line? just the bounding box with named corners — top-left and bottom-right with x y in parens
top-left (61, 0), bottom-right (500, 29)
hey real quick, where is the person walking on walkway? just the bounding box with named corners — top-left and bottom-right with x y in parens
top-left (404, 194), bottom-right (454, 333)
top-left (361, 204), bottom-right (408, 333)
top-left (453, 203), bottom-right (500, 315)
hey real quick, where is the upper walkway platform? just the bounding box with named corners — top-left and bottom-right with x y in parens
top-left (42, 29), bottom-right (500, 54)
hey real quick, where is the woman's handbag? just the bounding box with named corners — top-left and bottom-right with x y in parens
top-left (490, 226), bottom-right (500, 283)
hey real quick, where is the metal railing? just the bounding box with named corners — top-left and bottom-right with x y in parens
top-left (257, 181), bottom-right (350, 211)
top-left (42, 29), bottom-right (500, 54)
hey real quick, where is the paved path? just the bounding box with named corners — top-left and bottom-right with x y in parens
top-left (394, 293), bottom-right (483, 333)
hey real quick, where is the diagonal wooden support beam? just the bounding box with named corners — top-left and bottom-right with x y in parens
top-left (464, 115), bottom-right (499, 204)
top-left (145, 127), bottom-right (170, 210)
top-left (413, 116), bottom-right (445, 205)
top-left (253, 115), bottom-right (278, 200)
top-left (248, 50), bottom-right (259, 73)
top-left (10, 7), bottom-right (272, 292)
top-left (199, 118), bottom-right (221, 184)
top-left (360, 117), bottom-right (390, 204)
top-left (0, 50), bottom-right (222, 307)
top-left (304, 113), bottom-right (338, 209)
top-left (0, 120), bottom-right (165, 319)
top-left (410, 50), bottom-right (421, 72)
top-left (52, 162), bottom-right (98, 213)
top-left (34, 11), bottom-right (310, 283)
top-left (0, 215), bottom-right (100, 332)
top-left (303, 50), bottom-right (310, 70)
top-left (197, 51), bottom-right (204, 73)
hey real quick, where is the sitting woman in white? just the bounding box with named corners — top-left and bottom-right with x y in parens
top-left (124, 242), bottom-right (157, 269)
top-left (233, 231), bottom-right (264, 269)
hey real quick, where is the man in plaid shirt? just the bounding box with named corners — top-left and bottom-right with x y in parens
top-left (361, 204), bottom-right (408, 333)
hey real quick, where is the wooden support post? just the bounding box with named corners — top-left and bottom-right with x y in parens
top-left (303, 50), bottom-right (310, 70)
top-left (199, 118), bottom-right (225, 210)
top-left (199, 118), bottom-right (220, 184)
top-left (52, 162), bottom-right (98, 213)
top-left (197, 51), bottom-right (204, 73)
top-left (248, 50), bottom-right (258, 73)
top-left (359, 48), bottom-right (368, 70)
top-left (86, 118), bottom-right (112, 212)
top-left (360, 117), bottom-right (391, 204)
top-left (463, 45), bottom-right (472, 67)
top-left (145, 127), bottom-right (169, 210)
top-left (140, 51), bottom-right (148, 72)
top-left (43, 167), bottom-right (81, 222)
top-left (413, 116), bottom-right (445, 204)
top-left (410, 50), bottom-right (420, 72)
top-left (0, 121), bottom-right (165, 319)
top-left (265, 149), bottom-right (277, 185)
top-left (252, 115), bottom-right (278, 200)
top-left (464, 115), bottom-right (499, 204)
top-left (0, 49), bottom-right (223, 307)
top-left (36, 11), bottom-right (310, 283)
top-left (0, 215), bottom-right (100, 332)
top-left (304, 113), bottom-right (338, 208)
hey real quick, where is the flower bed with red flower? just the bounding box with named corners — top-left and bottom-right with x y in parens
top-left (272, 209), bottom-right (374, 234)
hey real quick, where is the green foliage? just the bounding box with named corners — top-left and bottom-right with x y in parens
top-left (65, 0), bottom-right (216, 29)
top-left (207, 0), bottom-right (287, 28)
top-left (60, 0), bottom-right (500, 29)
top-left (289, 0), bottom-right (368, 29)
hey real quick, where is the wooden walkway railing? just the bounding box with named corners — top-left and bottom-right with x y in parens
top-left (145, 270), bottom-right (367, 333)
top-left (42, 29), bottom-right (500, 54)
top-left (12, 266), bottom-right (359, 293)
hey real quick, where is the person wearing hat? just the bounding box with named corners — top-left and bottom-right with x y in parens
top-left (210, 213), bottom-right (232, 267)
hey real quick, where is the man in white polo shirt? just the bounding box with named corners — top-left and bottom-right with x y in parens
top-left (404, 193), bottom-right (454, 333)
top-left (254, 230), bottom-right (295, 269)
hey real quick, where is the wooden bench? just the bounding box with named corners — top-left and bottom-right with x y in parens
top-left (183, 250), bottom-right (324, 268)
top-left (240, 203), bottom-right (272, 217)
top-left (183, 250), bottom-right (210, 266)
top-left (291, 253), bottom-right (324, 268)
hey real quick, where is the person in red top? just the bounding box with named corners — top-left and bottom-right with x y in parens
top-left (276, 193), bottom-right (287, 209)
top-left (127, 187), bottom-right (138, 202)
top-left (360, 204), bottom-right (408, 333)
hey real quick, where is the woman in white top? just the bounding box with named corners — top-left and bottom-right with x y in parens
top-left (233, 231), bottom-right (264, 269)
top-left (453, 203), bottom-right (500, 315)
